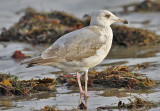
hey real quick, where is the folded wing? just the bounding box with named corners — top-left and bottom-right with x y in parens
top-left (41, 26), bottom-right (105, 62)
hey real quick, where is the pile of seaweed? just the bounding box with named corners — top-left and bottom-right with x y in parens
top-left (125, 96), bottom-right (156, 109)
top-left (0, 8), bottom-right (160, 47)
top-left (57, 66), bottom-right (155, 89)
top-left (97, 96), bottom-right (157, 110)
top-left (123, 0), bottom-right (160, 13)
top-left (112, 25), bottom-right (160, 47)
top-left (0, 8), bottom-right (85, 44)
top-left (0, 73), bottom-right (56, 96)
top-left (136, 0), bottom-right (160, 12)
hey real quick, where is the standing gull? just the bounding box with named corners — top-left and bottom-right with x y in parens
top-left (22, 10), bottom-right (128, 97)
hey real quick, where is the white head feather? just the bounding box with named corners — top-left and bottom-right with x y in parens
top-left (90, 10), bottom-right (128, 27)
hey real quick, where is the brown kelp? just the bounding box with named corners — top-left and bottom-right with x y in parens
top-left (112, 25), bottom-right (160, 47)
top-left (57, 66), bottom-right (155, 89)
top-left (0, 8), bottom-right (83, 44)
top-left (0, 74), bottom-right (56, 96)
top-left (123, 0), bottom-right (160, 13)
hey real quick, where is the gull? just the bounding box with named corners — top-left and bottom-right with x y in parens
top-left (22, 10), bottom-right (128, 97)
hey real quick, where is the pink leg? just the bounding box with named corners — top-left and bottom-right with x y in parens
top-left (76, 72), bottom-right (84, 94)
top-left (84, 70), bottom-right (89, 98)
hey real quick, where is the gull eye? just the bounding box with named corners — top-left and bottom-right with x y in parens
top-left (105, 14), bottom-right (110, 18)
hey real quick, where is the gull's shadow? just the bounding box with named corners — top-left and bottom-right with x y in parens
top-left (78, 94), bottom-right (88, 110)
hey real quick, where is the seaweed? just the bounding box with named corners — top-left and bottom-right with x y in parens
top-left (41, 105), bottom-right (60, 111)
top-left (0, 8), bottom-right (84, 44)
top-left (112, 25), bottom-right (160, 47)
top-left (33, 78), bottom-right (56, 91)
top-left (135, 0), bottom-right (160, 12)
top-left (12, 50), bottom-right (26, 59)
top-left (134, 62), bottom-right (150, 71)
top-left (0, 74), bottom-right (56, 96)
top-left (126, 96), bottom-right (156, 109)
top-left (0, 7), bottom-right (159, 47)
top-left (57, 66), bottom-right (155, 89)
top-left (97, 96), bottom-right (157, 110)
top-left (123, 0), bottom-right (160, 13)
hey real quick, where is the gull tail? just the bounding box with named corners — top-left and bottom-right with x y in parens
top-left (21, 57), bottom-right (46, 68)
top-left (21, 56), bottom-right (65, 68)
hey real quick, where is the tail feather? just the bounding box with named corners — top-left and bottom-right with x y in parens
top-left (21, 57), bottom-right (43, 67)
top-left (21, 56), bottom-right (65, 68)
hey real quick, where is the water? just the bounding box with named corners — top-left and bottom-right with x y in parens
top-left (0, 0), bottom-right (160, 110)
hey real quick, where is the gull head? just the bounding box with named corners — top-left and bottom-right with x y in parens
top-left (90, 10), bottom-right (128, 27)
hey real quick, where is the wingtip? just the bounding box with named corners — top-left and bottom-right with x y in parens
top-left (20, 60), bottom-right (35, 68)
top-left (26, 63), bottom-right (34, 68)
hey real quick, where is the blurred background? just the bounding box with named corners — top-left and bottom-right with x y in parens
top-left (0, 0), bottom-right (145, 29)
top-left (1, 0), bottom-right (160, 34)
